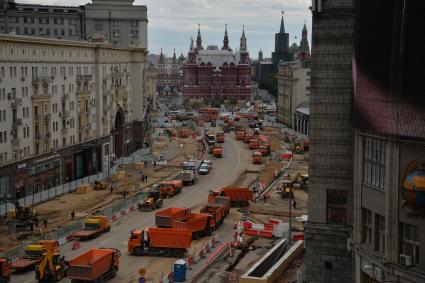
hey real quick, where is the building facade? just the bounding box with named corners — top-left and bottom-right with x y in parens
top-left (0, 0), bottom-right (147, 48)
top-left (276, 60), bottom-right (310, 134)
top-left (85, 0), bottom-right (147, 48)
top-left (182, 25), bottom-right (251, 101)
top-left (156, 49), bottom-right (183, 95)
top-left (305, 0), bottom-right (355, 282)
top-left (276, 23), bottom-right (311, 134)
top-left (352, 1), bottom-right (425, 282)
top-left (0, 34), bottom-right (147, 202)
top-left (0, 0), bottom-right (85, 40)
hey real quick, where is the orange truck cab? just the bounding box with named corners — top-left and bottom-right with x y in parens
top-left (252, 151), bottom-right (263, 164)
top-left (158, 181), bottom-right (183, 198)
top-left (249, 139), bottom-right (259, 149)
top-left (128, 228), bottom-right (192, 258)
top-left (212, 146), bottom-right (222, 158)
top-left (200, 204), bottom-right (225, 230)
top-left (258, 145), bottom-right (268, 156)
top-left (216, 132), bottom-right (225, 143)
top-left (180, 129), bottom-right (189, 138)
top-left (236, 131), bottom-right (245, 140)
top-left (244, 133), bottom-right (253, 143)
top-left (0, 258), bottom-right (11, 282)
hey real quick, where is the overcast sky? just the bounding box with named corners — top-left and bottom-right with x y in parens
top-left (22, 0), bottom-right (312, 59)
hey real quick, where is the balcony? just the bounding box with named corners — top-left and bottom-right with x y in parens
top-left (32, 75), bottom-right (53, 85)
top-left (11, 98), bottom-right (22, 108)
top-left (76, 74), bottom-right (93, 82)
top-left (31, 93), bottom-right (52, 99)
top-left (12, 118), bottom-right (22, 128)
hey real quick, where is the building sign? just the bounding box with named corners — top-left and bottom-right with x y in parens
top-left (34, 153), bottom-right (60, 165)
top-left (400, 160), bottom-right (425, 217)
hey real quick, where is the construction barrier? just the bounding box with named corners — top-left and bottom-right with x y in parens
top-left (158, 235), bottom-right (218, 283)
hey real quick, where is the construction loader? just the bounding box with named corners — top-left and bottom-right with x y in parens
top-left (138, 190), bottom-right (163, 211)
top-left (34, 246), bottom-right (67, 282)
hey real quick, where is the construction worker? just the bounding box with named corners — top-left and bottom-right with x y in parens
top-left (71, 210), bottom-right (75, 221)
top-left (293, 199), bottom-right (297, 209)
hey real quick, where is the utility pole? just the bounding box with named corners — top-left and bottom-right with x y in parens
top-left (288, 182), bottom-right (292, 244)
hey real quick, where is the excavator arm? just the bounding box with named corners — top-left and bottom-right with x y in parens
top-left (37, 247), bottom-right (54, 280)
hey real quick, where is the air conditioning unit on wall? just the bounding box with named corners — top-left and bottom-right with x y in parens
top-left (400, 254), bottom-right (413, 267)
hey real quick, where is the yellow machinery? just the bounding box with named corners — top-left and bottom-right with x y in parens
top-left (35, 246), bottom-right (67, 282)
top-left (138, 190), bottom-right (163, 211)
top-left (93, 180), bottom-right (107, 190)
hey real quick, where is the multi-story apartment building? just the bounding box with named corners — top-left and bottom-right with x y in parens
top-left (0, 34), bottom-right (147, 201)
top-left (0, 0), bottom-right (147, 48)
top-left (276, 59), bottom-right (310, 135)
top-left (0, 0), bottom-right (85, 40)
top-left (85, 0), bottom-right (147, 48)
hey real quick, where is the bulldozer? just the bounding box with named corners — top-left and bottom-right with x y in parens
top-left (93, 180), bottom-right (107, 191)
top-left (138, 190), bottom-right (163, 211)
top-left (34, 246), bottom-right (67, 282)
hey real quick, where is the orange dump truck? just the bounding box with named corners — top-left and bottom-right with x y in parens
top-left (180, 129), bottom-right (189, 138)
top-left (236, 131), bottom-right (245, 140)
top-left (249, 139), bottom-right (259, 150)
top-left (128, 228), bottom-right (192, 258)
top-left (155, 207), bottom-right (191, 228)
top-left (216, 132), bottom-right (225, 143)
top-left (212, 146), bottom-right (223, 158)
top-left (11, 240), bottom-right (59, 271)
top-left (200, 204), bottom-right (225, 230)
top-left (71, 215), bottom-right (110, 240)
top-left (158, 180), bottom-right (183, 198)
top-left (172, 213), bottom-right (212, 239)
top-left (252, 151), bottom-right (263, 164)
top-left (209, 187), bottom-right (253, 207)
top-left (208, 196), bottom-right (231, 216)
top-left (244, 132), bottom-right (253, 143)
top-left (67, 248), bottom-right (120, 282)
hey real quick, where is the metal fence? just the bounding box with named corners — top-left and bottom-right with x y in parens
top-left (0, 189), bottom-right (147, 261)
top-left (1, 148), bottom-right (152, 216)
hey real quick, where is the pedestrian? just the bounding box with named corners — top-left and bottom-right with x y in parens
top-left (43, 219), bottom-right (48, 229)
top-left (154, 161), bottom-right (157, 168)
top-left (71, 210), bottom-right (75, 221)
top-left (263, 193), bottom-right (267, 203)
top-left (293, 199), bottom-right (297, 209)
top-left (110, 185), bottom-right (113, 194)
top-left (145, 175), bottom-right (148, 183)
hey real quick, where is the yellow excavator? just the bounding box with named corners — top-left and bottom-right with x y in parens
top-left (34, 246), bottom-right (67, 282)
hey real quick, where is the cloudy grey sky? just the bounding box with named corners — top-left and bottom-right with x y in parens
top-left (22, 0), bottom-right (312, 59)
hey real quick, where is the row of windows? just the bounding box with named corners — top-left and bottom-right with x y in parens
top-left (362, 208), bottom-right (420, 265)
top-left (94, 20), bottom-right (138, 31)
top-left (1, 16), bottom-right (79, 25)
top-left (0, 131), bottom-right (8, 143)
top-left (363, 138), bottom-right (386, 189)
top-left (0, 66), bottom-right (90, 79)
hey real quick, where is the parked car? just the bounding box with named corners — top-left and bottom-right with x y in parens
top-left (203, 160), bottom-right (212, 169)
top-left (199, 164), bottom-right (210, 175)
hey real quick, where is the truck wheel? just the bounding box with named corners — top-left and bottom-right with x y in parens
top-left (163, 249), bottom-right (172, 257)
top-left (204, 229), bottom-right (212, 236)
top-left (105, 226), bottom-right (111, 232)
top-left (133, 247), bottom-right (143, 256)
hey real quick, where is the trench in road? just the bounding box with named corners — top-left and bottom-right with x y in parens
top-left (15, 132), bottom-right (251, 283)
